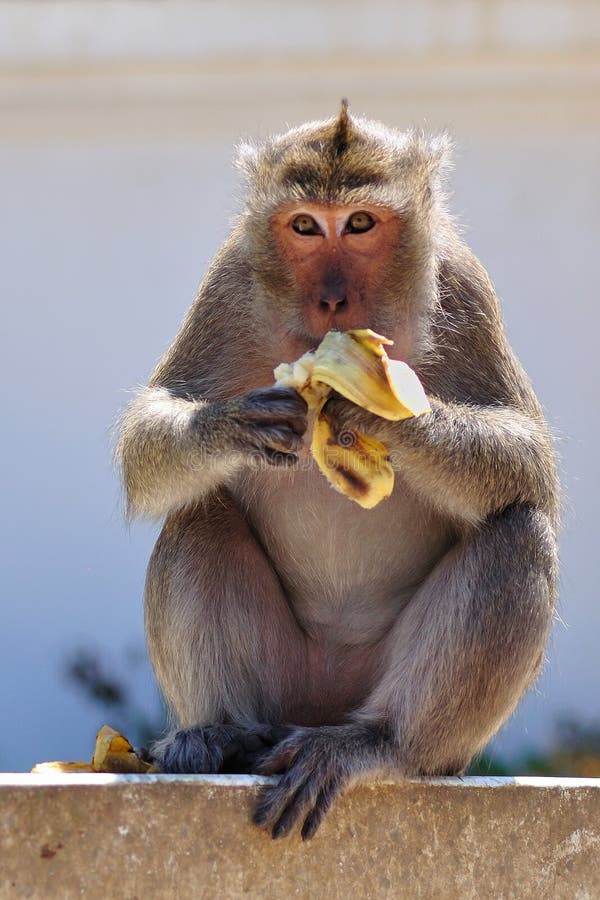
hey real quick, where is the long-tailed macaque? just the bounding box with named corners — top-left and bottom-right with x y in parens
top-left (118, 103), bottom-right (558, 840)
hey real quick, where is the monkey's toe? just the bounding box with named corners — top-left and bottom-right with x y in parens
top-left (155, 724), bottom-right (292, 775)
top-left (157, 726), bottom-right (222, 774)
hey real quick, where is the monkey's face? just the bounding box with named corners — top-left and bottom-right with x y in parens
top-left (270, 201), bottom-right (403, 345)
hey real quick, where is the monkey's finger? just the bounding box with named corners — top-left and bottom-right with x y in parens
top-left (238, 424), bottom-right (305, 454)
top-left (258, 740), bottom-right (300, 776)
top-left (160, 728), bottom-right (217, 774)
top-left (220, 739), bottom-right (244, 764)
top-left (242, 385), bottom-right (308, 414)
top-left (322, 393), bottom-right (374, 434)
top-left (239, 734), bottom-right (267, 753)
top-left (242, 411), bottom-right (308, 438)
top-left (251, 724), bottom-right (295, 746)
top-left (300, 775), bottom-right (343, 840)
top-left (260, 429), bottom-right (305, 453)
top-left (271, 774), bottom-right (341, 841)
top-left (253, 766), bottom-right (305, 830)
top-left (222, 745), bottom-right (271, 774)
top-left (234, 726), bottom-right (297, 774)
top-left (239, 388), bottom-right (308, 435)
top-left (253, 736), bottom-right (307, 822)
top-left (221, 726), bottom-right (294, 773)
top-left (271, 774), bottom-right (324, 839)
top-left (322, 393), bottom-right (352, 425)
top-left (239, 725), bottom-right (294, 752)
top-left (221, 739), bottom-right (276, 773)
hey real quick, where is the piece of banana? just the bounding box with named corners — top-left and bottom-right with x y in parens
top-left (31, 761), bottom-right (95, 774)
top-left (91, 725), bottom-right (156, 774)
top-left (31, 724), bottom-right (158, 775)
top-left (274, 329), bottom-right (430, 508)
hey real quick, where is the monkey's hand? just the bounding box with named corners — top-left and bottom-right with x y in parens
top-left (326, 391), bottom-right (556, 523)
top-left (254, 724), bottom-right (391, 840)
top-left (210, 386), bottom-right (308, 467)
top-left (153, 724), bottom-right (293, 775)
top-left (319, 393), bottom-right (399, 453)
top-left (321, 392), bottom-right (393, 434)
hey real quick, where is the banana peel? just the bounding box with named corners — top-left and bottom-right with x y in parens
top-left (31, 725), bottom-right (158, 775)
top-left (274, 329), bottom-right (430, 508)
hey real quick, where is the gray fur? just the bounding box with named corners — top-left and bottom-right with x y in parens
top-left (116, 106), bottom-right (559, 838)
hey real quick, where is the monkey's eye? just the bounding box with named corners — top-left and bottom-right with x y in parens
top-left (292, 214), bottom-right (322, 236)
top-left (346, 212), bottom-right (375, 234)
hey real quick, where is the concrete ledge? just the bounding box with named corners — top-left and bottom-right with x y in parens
top-left (1, 775), bottom-right (599, 898)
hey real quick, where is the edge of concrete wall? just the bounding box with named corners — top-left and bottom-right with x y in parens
top-left (1, 775), bottom-right (599, 898)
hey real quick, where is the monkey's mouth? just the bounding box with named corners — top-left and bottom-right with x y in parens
top-left (309, 323), bottom-right (373, 347)
top-left (289, 312), bottom-right (377, 354)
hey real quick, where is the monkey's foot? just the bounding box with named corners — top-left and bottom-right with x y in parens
top-left (253, 723), bottom-right (390, 840)
top-left (154, 724), bottom-right (292, 775)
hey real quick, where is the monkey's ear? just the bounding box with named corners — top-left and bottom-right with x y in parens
top-left (235, 141), bottom-right (260, 180)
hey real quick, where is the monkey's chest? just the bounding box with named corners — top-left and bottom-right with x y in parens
top-left (233, 465), bottom-right (455, 645)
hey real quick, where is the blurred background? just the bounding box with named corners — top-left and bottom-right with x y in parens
top-left (1, 0), bottom-right (599, 773)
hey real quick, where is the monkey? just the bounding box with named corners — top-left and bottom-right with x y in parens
top-left (117, 101), bottom-right (559, 840)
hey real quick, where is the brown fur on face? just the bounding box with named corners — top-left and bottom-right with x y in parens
top-left (270, 201), bottom-right (402, 341)
top-left (117, 103), bottom-right (559, 840)
top-left (237, 105), bottom-right (449, 362)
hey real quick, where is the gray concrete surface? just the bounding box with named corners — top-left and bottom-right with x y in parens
top-left (1, 774), bottom-right (598, 899)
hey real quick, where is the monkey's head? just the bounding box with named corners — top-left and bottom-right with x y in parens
top-left (237, 102), bottom-right (452, 363)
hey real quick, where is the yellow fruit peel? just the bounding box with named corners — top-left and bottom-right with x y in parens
top-left (311, 398), bottom-right (396, 509)
top-left (274, 329), bottom-right (430, 508)
top-left (91, 725), bottom-right (154, 774)
top-left (310, 330), bottom-right (430, 421)
top-left (31, 724), bottom-right (159, 775)
top-left (31, 761), bottom-right (95, 774)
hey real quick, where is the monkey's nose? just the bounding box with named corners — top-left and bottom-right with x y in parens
top-left (320, 295), bottom-right (348, 313)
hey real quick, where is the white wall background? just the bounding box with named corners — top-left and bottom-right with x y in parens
top-left (1, 0), bottom-right (599, 770)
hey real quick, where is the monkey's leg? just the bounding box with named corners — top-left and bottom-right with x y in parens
top-left (255, 504), bottom-right (556, 839)
top-left (363, 503), bottom-right (556, 773)
top-left (146, 490), bottom-right (304, 774)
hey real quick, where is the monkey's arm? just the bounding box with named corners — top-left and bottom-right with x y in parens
top-left (117, 234), bottom-right (307, 519)
top-left (117, 387), bottom-right (234, 519)
top-left (118, 384), bottom-right (306, 519)
top-left (327, 394), bottom-right (554, 524)
top-left (388, 401), bottom-right (555, 524)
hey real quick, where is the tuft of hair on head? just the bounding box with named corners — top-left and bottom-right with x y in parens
top-left (427, 131), bottom-right (454, 173)
top-left (332, 98), bottom-right (351, 158)
top-left (235, 139), bottom-right (260, 180)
